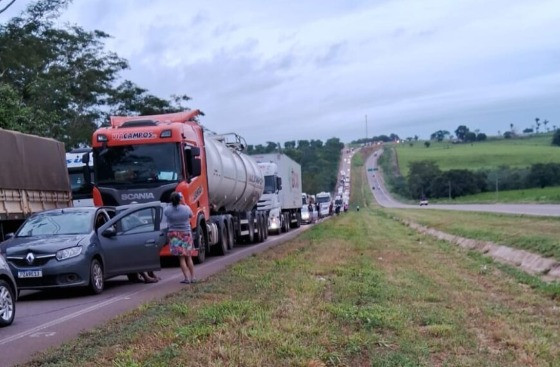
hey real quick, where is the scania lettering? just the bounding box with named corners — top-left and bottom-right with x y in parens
top-left (121, 193), bottom-right (156, 201)
top-left (91, 110), bottom-right (267, 263)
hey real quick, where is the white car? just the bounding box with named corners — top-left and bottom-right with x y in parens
top-left (419, 199), bottom-right (429, 206)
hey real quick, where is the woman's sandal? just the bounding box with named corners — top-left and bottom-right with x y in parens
top-left (180, 279), bottom-right (190, 284)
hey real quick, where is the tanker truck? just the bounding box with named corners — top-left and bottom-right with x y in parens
top-left (0, 129), bottom-right (72, 241)
top-left (252, 153), bottom-right (302, 234)
top-left (90, 110), bottom-right (268, 263)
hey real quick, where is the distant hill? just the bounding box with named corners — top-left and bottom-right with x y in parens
top-left (395, 133), bottom-right (558, 176)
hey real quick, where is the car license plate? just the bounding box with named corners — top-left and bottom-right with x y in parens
top-left (18, 269), bottom-right (43, 278)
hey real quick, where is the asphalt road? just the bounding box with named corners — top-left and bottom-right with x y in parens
top-left (366, 149), bottom-right (560, 217)
top-left (0, 225), bottom-right (312, 367)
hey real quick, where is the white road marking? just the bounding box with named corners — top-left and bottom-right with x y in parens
top-left (0, 230), bottom-right (298, 347)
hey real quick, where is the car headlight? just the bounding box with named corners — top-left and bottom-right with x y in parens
top-left (56, 246), bottom-right (82, 261)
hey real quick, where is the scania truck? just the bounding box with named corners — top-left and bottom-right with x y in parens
top-left (252, 153), bottom-right (302, 234)
top-left (0, 129), bottom-right (72, 241)
top-left (90, 110), bottom-right (268, 263)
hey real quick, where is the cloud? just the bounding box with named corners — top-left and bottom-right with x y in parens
top-left (3, 0), bottom-right (560, 144)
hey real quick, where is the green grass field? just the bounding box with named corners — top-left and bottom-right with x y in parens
top-left (431, 185), bottom-right (560, 204)
top-left (396, 134), bottom-right (559, 176)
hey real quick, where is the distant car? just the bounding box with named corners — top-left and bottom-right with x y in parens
top-left (0, 253), bottom-right (17, 327)
top-left (419, 199), bottom-right (429, 206)
top-left (301, 205), bottom-right (318, 224)
top-left (0, 202), bottom-right (165, 294)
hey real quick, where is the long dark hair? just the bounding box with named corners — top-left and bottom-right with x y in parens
top-left (170, 192), bottom-right (182, 207)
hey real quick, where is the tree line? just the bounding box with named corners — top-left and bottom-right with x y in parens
top-left (248, 139), bottom-right (344, 195)
top-left (0, 0), bottom-right (189, 149)
top-left (381, 153), bottom-right (560, 200)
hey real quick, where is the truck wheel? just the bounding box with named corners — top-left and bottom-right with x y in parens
top-left (226, 217), bottom-right (235, 250)
top-left (247, 213), bottom-right (255, 243)
top-left (214, 221), bottom-right (227, 256)
top-left (194, 217), bottom-right (207, 264)
top-left (260, 214), bottom-right (267, 241)
top-left (262, 215), bottom-right (268, 239)
top-left (253, 214), bottom-right (261, 243)
top-left (0, 279), bottom-right (15, 327)
top-left (295, 212), bottom-right (301, 228)
top-left (89, 258), bottom-right (104, 294)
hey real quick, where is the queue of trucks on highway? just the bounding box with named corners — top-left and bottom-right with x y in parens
top-left (0, 110), bottom-right (350, 325)
top-left (0, 110), bottom-right (347, 326)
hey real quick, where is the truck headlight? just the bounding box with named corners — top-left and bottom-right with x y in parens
top-left (56, 246), bottom-right (82, 261)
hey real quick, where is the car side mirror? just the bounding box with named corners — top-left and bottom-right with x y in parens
top-left (4, 233), bottom-right (14, 240)
top-left (102, 226), bottom-right (117, 237)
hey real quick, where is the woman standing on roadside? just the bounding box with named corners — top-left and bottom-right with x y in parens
top-left (164, 192), bottom-right (197, 284)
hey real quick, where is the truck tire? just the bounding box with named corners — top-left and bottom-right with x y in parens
top-left (214, 220), bottom-right (227, 256)
top-left (255, 214), bottom-right (264, 243)
top-left (193, 217), bottom-right (207, 264)
top-left (247, 213), bottom-right (255, 243)
top-left (295, 211), bottom-right (301, 228)
top-left (262, 215), bottom-right (268, 239)
top-left (260, 213), bottom-right (267, 241)
top-left (226, 217), bottom-right (235, 250)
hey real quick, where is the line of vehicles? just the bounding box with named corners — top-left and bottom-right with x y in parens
top-left (0, 111), bottom-right (315, 327)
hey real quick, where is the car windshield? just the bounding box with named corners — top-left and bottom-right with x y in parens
top-left (301, 206), bottom-right (309, 213)
top-left (17, 210), bottom-right (93, 237)
top-left (263, 175), bottom-right (276, 194)
top-left (94, 143), bottom-right (182, 186)
top-left (316, 196), bottom-right (331, 204)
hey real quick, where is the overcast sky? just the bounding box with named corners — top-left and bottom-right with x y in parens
top-left (3, 0), bottom-right (559, 145)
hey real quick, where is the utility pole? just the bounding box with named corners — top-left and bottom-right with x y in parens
top-left (365, 114), bottom-right (368, 142)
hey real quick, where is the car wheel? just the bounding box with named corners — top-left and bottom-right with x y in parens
top-left (0, 280), bottom-right (15, 327)
top-left (89, 259), bottom-right (104, 294)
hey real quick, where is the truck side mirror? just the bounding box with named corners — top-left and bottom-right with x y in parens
top-left (276, 177), bottom-right (282, 190)
top-left (81, 152), bottom-right (90, 164)
top-left (82, 153), bottom-right (92, 185)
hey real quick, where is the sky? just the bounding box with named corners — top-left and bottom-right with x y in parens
top-left (2, 0), bottom-right (560, 145)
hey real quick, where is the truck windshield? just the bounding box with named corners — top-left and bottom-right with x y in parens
top-left (263, 175), bottom-right (277, 194)
top-left (68, 167), bottom-right (94, 199)
top-left (95, 143), bottom-right (182, 186)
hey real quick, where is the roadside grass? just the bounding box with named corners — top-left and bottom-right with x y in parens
top-left (384, 208), bottom-right (560, 261)
top-left (430, 185), bottom-right (560, 204)
top-left (396, 133), bottom-right (559, 176)
top-left (25, 151), bottom-right (560, 366)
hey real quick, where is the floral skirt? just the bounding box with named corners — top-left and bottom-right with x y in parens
top-left (167, 230), bottom-right (197, 257)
